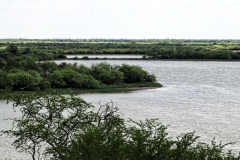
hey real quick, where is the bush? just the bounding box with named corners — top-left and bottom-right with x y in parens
top-left (91, 62), bottom-right (124, 84)
top-left (39, 80), bottom-right (51, 90)
top-left (6, 69), bottom-right (43, 90)
top-left (0, 69), bottom-right (7, 89)
top-left (38, 61), bottom-right (59, 78)
top-left (0, 57), bottom-right (7, 68)
top-left (119, 64), bottom-right (156, 83)
top-left (48, 70), bottom-right (66, 88)
top-left (57, 54), bottom-right (67, 59)
top-left (82, 56), bottom-right (89, 59)
top-left (48, 69), bottom-right (100, 89)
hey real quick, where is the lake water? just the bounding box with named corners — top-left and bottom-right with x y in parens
top-left (66, 54), bottom-right (143, 59)
top-left (1, 60), bottom-right (240, 159)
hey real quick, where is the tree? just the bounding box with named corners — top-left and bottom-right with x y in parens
top-left (2, 92), bottom-right (97, 160)
top-left (23, 47), bottom-right (31, 54)
top-left (6, 69), bottom-right (43, 90)
top-left (0, 58), bottom-right (7, 68)
top-left (6, 44), bottom-right (18, 54)
top-left (38, 61), bottom-right (58, 76)
top-left (48, 69), bottom-right (100, 89)
top-left (48, 70), bottom-right (66, 88)
top-left (91, 63), bottom-right (124, 84)
top-left (67, 101), bottom-right (126, 160)
top-left (0, 69), bottom-right (7, 89)
top-left (119, 64), bottom-right (156, 83)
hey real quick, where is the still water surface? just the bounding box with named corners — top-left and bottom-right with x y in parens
top-left (1, 60), bottom-right (240, 159)
top-left (66, 54), bottom-right (143, 59)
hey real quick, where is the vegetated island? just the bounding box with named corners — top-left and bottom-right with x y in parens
top-left (1, 39), bottom-right (240, 61)
top-left (0, 52), bottom-right (161, 99)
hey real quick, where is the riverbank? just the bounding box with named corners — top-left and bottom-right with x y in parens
top-left (0, 82), bottom-right (162, 99)
top-left (66, 57), bottom-right (240, 61)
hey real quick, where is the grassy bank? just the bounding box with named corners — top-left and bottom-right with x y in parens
top-left (0, 82), bottom-right (162, 99)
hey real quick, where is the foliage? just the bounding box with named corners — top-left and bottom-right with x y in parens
top-left (2, 92), bottom-right (96, 160)
top-left (0, 59), bottom-right (158, 92)
top-left (1, 39), bottom-right (239, 92)
top-left (6, 69), bottom-right (43, 91)
top-left (90, 62), bottom-right (124, 84)
top-left (0, 57), bottom-right (7, 68)
top-left (119, 64), bottom-right (156, 83)
top-left (6, 44), bottom-right (18, 54)
top-left (0, 69), bottom-right (7, 89)
top-left (82, 56), bottom-right (89, 60)
top-left (1, 92), bottom-right (239, 160)
top-left (48, 68), bottom-right (100, 89)
top-left (1, 40), bottom-right (240, 61)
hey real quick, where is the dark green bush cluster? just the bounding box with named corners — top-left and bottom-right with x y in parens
top-left (2, 93), bottom-right (239, 160)
top-left (0, 58), bottom-right (156, 91)
top-left (146, 47), bottom-right (240, 60)
top-left (0, 44), bottom-right (60, 62)
top-left (1, 69), bottom-right (42, 90)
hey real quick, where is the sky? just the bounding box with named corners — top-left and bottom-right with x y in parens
top-left (0, 0), bottom-right (240, 39)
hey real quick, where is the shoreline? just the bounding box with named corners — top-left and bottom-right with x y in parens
top-left (0, 83), bottom-right (162, 99)
top-left (64, 57), bottom-right (240, 62)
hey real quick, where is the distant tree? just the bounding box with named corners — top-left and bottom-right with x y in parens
top-left (0, 58), bottom-right (7, 68)
top-left (23, 47), bottom-right (31, 54)
top-left (0, 69), bottom-right (7, 89)
top-left (6, 44), bottom-right (18, 54)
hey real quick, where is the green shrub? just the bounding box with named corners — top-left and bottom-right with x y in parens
top-left (0, 69), bottom-right (7, 89)
top-left (39, 80), bottom-right (51, 90)
top-left (82, 56), bottom-right (89, 59)
top-left (6, 69), bottom-right (43, 90)
top-left (91, 62), bottom-right (124, 84)
top-left (119, 64), bottom-right (156, 83)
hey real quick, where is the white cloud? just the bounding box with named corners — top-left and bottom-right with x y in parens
top-left (0, 0), bottom-right (240, 38)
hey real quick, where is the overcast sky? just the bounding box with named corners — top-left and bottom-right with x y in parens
top-left (0, 0), bottom-right (240, 39)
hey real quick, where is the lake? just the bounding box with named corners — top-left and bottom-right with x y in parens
top-left (1, 60), bottom-right (240, 159)
top-left (66, 54), bottom-right (143, 59)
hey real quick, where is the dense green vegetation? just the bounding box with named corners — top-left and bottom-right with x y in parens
top-left (1, 39), bottom-right (240, 159)
top-left (0, 60), bottom-right (157, 92)
top-left (1, 92), bottom-right (239, 160)
top-left (0, 39), bottom-right (162, 96)
top-left (1, 39), bottom-right (240, 60)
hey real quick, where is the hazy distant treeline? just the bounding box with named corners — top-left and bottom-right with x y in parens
top-left (0, 39), bottom-right (240, 63)
top-left (1, 39), bottom-right (240, 60)
top-left (1, 38), bottom-right (240, 43)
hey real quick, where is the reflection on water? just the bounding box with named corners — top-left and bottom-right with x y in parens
top-left (66, 54), bottom-right (143, 59)
top-left (0, 101), bottom-right (31, 159)
top-left (1, 60), bottom-right (240, 158)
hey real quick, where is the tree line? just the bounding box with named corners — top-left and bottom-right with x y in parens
top-left (1, 40), bottom-right (240, 61)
